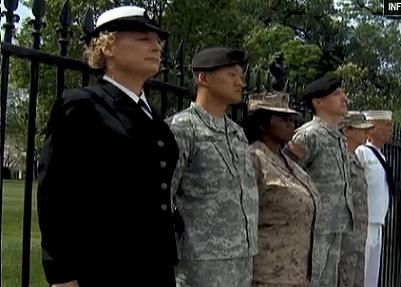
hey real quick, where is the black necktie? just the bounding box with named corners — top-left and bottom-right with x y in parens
top-left (137, 98), bottom-right (152, 116)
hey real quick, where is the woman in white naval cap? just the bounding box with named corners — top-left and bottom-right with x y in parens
top-left (355, 110), bottom-right (394, 287)
top-left (37, 5), bottom-right (179, 287)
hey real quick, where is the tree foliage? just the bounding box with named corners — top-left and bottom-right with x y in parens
top-left (4, 0), bottom-right (401, 175)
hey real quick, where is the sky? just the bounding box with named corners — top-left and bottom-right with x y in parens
top-left (1, 2), bottom-right (32, 40)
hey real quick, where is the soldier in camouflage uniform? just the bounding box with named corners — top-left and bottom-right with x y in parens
top-left (245, 92), bottom-right (320, 287)
top-left (285, 75), bottom-right (355, 287)
top-left (338, 112), bottom-right (374, 286)
top-left (167, 47), bottom-right (258, 287)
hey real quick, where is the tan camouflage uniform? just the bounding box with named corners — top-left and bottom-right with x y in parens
top-left (249, 141), bottom-right (319, 287)
top-left (338, 153), bottom-right (368, 287)
top-left (167, 102), bottom-right (258, 287)
top-left (286, 116), bottom-right (354, 287)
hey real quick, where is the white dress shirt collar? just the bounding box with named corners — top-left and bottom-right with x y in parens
top-left (102, 75), bottom-right (153, 119)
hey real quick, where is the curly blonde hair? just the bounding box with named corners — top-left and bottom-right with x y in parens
top-left (84, 32), bottom-right (116, 70)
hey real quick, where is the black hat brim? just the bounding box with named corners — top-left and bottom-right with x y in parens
top-left (192, 59), bottom-right (249, 72)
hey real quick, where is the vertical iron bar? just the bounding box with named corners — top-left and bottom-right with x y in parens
top-left (388, 148), bottom-right (392, 287)
top-left (255, 69), bottom-right (261, 93)
top-left (177, 40), bottom-right (184, 111)
top-left (395, 158), bottom-right (398, 287)
top-left (81, 8), bottom-right (94, 86)
top-left (242, 66), bottom-right (251, 123)
top-left (396, 125), bottom-right (401, 287)
top-left (390, 146), bottom-right (395, 286)
top-left (391, 144), bottom-right (396, 286)
top-left (57, 0), bottom-right (72, 97)
top-left (21, 0), bottom-right (45, 285)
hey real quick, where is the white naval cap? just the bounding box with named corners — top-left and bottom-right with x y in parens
top-left (90, 5), bottom-right (169, 40)
top-left (363, 110), bottom-right (393, 121)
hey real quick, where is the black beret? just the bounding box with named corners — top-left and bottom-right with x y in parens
top-left (89, 6), bottom-right (169, 41)
top-left (302, 75), bottom-right (342, 103)
top-left (191, 47), bottom-right (249, 72)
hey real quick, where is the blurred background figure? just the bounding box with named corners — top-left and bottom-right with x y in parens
top-left (355, 110), bottom-right (394, 287)
top-left (339, 111), bottom-right (375, 287)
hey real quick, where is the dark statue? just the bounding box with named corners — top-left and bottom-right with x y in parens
top-left (269, 52), bottom-right (288, 92)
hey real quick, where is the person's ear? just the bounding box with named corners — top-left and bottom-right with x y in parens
top-left (312, 98), bottom-right (322, 110)
top-left (101, 43), bottom-right (114, 58)
top-left (197, 72), bottom-right (209, 88)
top-left (342, 127), bottom-right (351, 138)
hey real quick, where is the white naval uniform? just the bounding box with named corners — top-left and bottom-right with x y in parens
top-left (355, 142), bottom-right (390, 287)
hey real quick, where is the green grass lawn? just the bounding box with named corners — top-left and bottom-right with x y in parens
top-left (2, 180), bottom-right (46, 287)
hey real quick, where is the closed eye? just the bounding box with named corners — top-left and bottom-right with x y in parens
top-left (137, 37), bottom-right (164, 48)
top-left (230, 72), bottom-right (244, 80)
top-left (138, 36), bottom-right (151, 41)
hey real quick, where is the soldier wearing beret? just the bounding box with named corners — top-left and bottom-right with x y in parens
top-left (338, 112), bottom-right (374, 286)
top-left (37, 6), bottom-right (179, 287)
top-left (166, 47), bottom-right (258, 287)
top-left (285, 75), bottom-right (355, 286)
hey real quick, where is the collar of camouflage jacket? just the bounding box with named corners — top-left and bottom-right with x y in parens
top-left (312, 116), bottom-right (343, 138)
top-left (190, 102), bottom-right (240, 135)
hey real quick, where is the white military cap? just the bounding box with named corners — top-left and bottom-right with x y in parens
top-left (363, 110), bottom-right (393, 121)
top-left (91, 5), bottom-right (169, 40)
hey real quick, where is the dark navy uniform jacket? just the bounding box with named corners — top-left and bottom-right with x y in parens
top-left (37, 78), bottom-right (179, 286)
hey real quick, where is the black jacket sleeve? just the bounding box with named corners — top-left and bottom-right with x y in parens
top-left (37, 89), bottom-right (98, 284)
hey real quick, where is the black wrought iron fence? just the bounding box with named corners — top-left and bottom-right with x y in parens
top-left (381, 123), bottom-right (401, 287)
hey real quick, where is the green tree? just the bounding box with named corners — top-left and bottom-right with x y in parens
top-left (8, 0), bottom-right (401, 160)
top-left (281, 40), bottom-right (322, 86)
top-left (240, 0), bottom-right (347, 73)
top-left (337, 0), bottom-right (401, 117)
top-left (244, 25), bottom-right (294, 69)
top-left (244, 25), bottom-right (322, 92)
